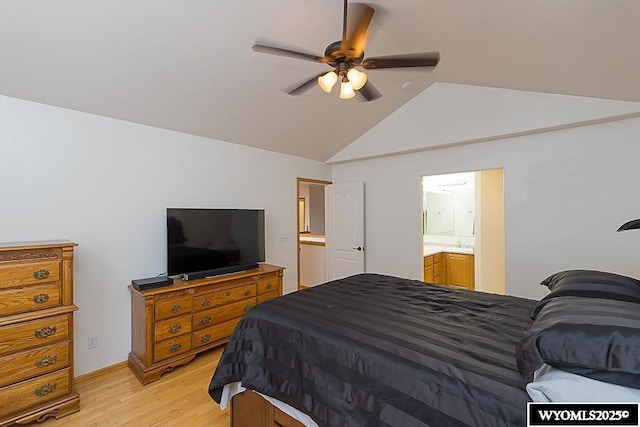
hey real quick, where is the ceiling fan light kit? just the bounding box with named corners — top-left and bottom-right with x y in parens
top-left (340, 78), bottom-right (356, 99)
top-left (318, 71), bottom-right (338, 93)
top-left (318, 68), bottom-right (366, 96)
top-left (252, 0), bottom-right (440, 101)
top-left (346, 68), bottom-right (367, 90)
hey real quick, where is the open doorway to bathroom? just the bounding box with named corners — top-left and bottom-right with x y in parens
top-left (421, 169), bottom-right (505, 294)
top-left (297, 178), bottom-right (332, 290)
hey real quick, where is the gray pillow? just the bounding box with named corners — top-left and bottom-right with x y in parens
top-left (529, 270), bottom-right (640, 319)
top-left (517, 296), bottom-right (640, 389)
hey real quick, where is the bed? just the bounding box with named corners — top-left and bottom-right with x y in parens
top-left (208, 271), bottom-right (640, 427)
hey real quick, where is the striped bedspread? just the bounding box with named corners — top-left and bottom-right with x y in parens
top-left (208, 273), bottom-right (536, 427)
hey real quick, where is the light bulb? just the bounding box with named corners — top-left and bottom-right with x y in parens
top-left (347, 68), bottom-right (367, 90)
top-left (317, 71), bottom-right (338, 93)
top-left (339, 80), bottom-right (356, 99)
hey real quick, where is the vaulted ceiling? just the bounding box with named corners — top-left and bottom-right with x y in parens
top-left (1, 1), bottom-right (639, 161)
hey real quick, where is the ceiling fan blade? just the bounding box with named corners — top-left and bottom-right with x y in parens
top-left (362, 52), bottom-right (441, 69)
top-left (252, 44), bottom-right (329, 64)
top-left (286, 73), bottom-right (325, 96)
top-left (358, 80), bottom-right (382, 102)
top-left (340, 3), bottom-right (375, 59)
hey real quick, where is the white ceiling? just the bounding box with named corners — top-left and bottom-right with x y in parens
top-left (1, 1), bottom-right (639, 162)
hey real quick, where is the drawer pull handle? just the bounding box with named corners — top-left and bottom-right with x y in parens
top-left (33, 269), bottom-right (50, 280)
top-left (35, 355), bottom-right (58, 368)
top-left (32, 293), bottom-right (50, 304)
top-left (266, 283), bottom-right (273, 290)
top-left (244, 289), bottom-right (251, 296)
top-left (201, 299), bottom-right (210, 307)
top-left (168, 324), bottom-right (181, 334)
top-left (35, 382), bottom-right (57, 397)
top-left (200, 334), bottom-right (211, 343)
top-left (34, 326), bottom-right (57, 339)
top-left (168, 343), bottom-right (181, 353)
top-left (171, 305), bottom-right (181, 313)
top-left (200, 316), bottom-right (211, 325)
top-left (244, 304), bottom-right (253, 312)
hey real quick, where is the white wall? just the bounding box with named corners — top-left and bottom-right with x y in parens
top-left (0, 95), bottom-right (331, 376)
top-left (329, 83), bottom-right (640, 163)
top-left (331, 117), bottom-right (640, 300)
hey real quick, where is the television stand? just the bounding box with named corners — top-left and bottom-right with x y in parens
top-left (128, 264), bottom-right (284, 385)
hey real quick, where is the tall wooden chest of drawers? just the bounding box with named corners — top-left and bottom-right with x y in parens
top-left (128, 264), bottom-right (284, 385)
top-left (0, 240), bottom-right (79, 425)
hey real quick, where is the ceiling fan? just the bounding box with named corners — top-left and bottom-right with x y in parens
top-left (252, 0), bottom-right (440, 101)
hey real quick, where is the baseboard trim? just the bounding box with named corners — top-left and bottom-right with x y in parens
top-left (75, 360), bottom-right (128, 384)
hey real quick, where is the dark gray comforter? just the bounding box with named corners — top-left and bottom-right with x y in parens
top-left (208, 273), bottom-right (536, 427)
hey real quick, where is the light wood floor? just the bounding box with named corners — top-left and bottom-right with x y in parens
top-left (37, 348), bottom-right (229, 427)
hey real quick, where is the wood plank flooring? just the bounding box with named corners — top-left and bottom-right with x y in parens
top-left (38, 348), bottom-right (229, 426)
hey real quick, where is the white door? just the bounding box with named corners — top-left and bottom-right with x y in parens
top-left (325, 182), bottom-right (364, 281)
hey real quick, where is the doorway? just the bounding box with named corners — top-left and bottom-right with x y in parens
top-left (297, 178), bottom-right (331, 290)
top-left (421, 169), bottom-right (505, 294)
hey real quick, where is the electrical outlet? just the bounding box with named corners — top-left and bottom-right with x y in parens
top-left (88, 336), bottom-right (98, 350)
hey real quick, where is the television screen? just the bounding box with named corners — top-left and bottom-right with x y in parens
top-left (167, 208), bottom-right (265, 278)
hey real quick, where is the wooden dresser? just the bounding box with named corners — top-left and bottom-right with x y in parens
top-left (0, 240), bottom-right (79, 426)
top-left (128, 264), bottom-right (284, 385)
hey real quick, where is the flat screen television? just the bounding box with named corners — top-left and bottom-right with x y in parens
top-left (167, 208), bottom-right (265, 280)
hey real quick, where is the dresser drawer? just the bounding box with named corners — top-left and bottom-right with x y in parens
top-left (193, 317), bottom-right (242, 349)
top-left (154, 334), bottom-right (192, 362)
top-left (0, 367), bottom-right (72, 418)
top-left (193, 298), bottom-right (255, 330)
top-left (257, 277), bottom-right (279, 295)
top-left (194, 278), bottom-right (254, 296)
top-left (0, 314), bottom-right (70, 357)
top-left (155, 292), bottom-right (192, 321)
top-left (154, 314), bottom-right (192, 342)
top-left (0, 283), bottom-right (61, 317)
top-left (193, 284), bottom-right (255, 310)
top-left (0, 261), bottom-right (60, 289)
top-left (257, 291), bottom-right (279, 305)
top-left (0, 341), bottom-right (70, 388)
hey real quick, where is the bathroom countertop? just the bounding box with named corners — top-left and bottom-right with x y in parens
top-left (299, 234), bottom-right (325, 244)
top-left (424, 244), bottom-right (474, 256)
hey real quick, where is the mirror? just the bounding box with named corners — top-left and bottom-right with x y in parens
top-left (299, 182), bottom-right (325, 235)
top-left (423, 172), bottom-right (475, 237)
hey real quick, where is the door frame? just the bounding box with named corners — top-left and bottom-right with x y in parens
top-left (297, 177), bottom-right (332, 290)
top-left (420, 169), bottom-right (505, 294)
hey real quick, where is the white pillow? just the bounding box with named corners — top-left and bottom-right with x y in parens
top-left (527, 364), bottom-right (640, 402)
